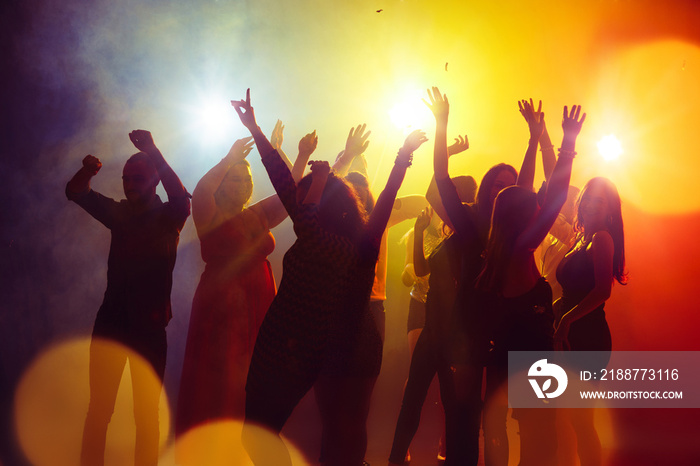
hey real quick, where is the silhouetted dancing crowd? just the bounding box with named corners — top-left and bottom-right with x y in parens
top-left (66, 87), bottom-right (627, 466)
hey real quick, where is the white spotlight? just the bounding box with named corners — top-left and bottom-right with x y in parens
top-left (597, 134), bottom-right (623, 161)
top-left (191, 95), bottom-right (236, 143)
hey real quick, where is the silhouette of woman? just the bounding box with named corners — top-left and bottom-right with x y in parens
top-left (231, 89), bottom-right (427, 466)
top-left (422, 86), bottom-right (519, 466)
top-left (476, 100), bottom-right (586, 466)
top-left (177, 129), bottom-right (316, 435)
top-left (554, 176), bottom-right (627, 466)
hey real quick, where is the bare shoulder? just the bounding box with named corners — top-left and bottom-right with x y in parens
top-left (590, 230), bottom-right (614, 247)
top-left (588, 230), bottom-right (614, 259)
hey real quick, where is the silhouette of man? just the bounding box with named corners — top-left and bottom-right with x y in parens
top-left (66, 130), bottom-right (190, 466)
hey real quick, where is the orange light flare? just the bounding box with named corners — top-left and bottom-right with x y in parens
top-left (13, 338), bottom-right (171, 466)
top-left (581, 39), bottom-right (700, 215)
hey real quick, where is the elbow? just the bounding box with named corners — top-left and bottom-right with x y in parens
top-left (591, 286), bottom-right (612, 305)
top-left (414, 267), bottom-right (429, 278)
top-left (401, 272), bottom-right (414, 287)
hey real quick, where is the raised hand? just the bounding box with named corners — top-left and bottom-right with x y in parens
top-left (447, 134), bottom-right (469, 156)
top-left (518, 98), bottom-right (543, 123)
top-left (414, 206), bottom-right (433, 232)
top-left (344, 124), bottom-right (371, 159)
top-left (82, 154), bottom-right (102, 176)
top-left (308, 160), bottom-right (331, 180)
top-left (518, 99), bottom-right (545, 141)
top-left (401, 129), bottom-right (429, 154)
top-left (562, 105), bottom-right (586, 139)
top-left (225, 136), bottom-right (254, 161)
top-left (298, 130), bottom-right (318, 158)
top-left (271, 119), bottom-right (285, 150)
top-left (129, 129), bottom-right (158, 153)
top-left (424, 86), bottom-right (449, 121)
top-left (231, 89), bottom-right (258, 130)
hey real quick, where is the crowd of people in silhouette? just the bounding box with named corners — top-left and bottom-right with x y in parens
top-left (65, 86), bottom-right (626, 466)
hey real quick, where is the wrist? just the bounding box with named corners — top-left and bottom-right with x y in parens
top-left (248, 124), bottom-right (263, 137)
top-left (396, 148), bottom-right (413, 167)
top-left (561, 135), bottom-right (577, 150)
top-left (80, 166), bottom-right (99, 177)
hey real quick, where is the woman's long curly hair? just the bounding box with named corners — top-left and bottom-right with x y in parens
top-left (296, 171), bottom-right (367, 242)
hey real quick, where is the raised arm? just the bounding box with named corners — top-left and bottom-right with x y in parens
top-left (65, 154), bottom-right (123, 229)
top-left (191, 136), bottom-right (253, 234)
top-left (129, 130), bottom-right (189, 202)
top-left (129, 129), bottom-right (191, 223)
top-left (67, 155), bottom-right (102, 197)
top-left (270, 119), bottom-right (295, 173)
top-left (425, 87), bottom-right (450, 181)
top-left (292, 130), bottom-right (317, 182)
top-left (232, 89), bottom-right (298, 218)
top-left (516, 99), bottom-right (545, 192)
top-left (332, 124), bottom-right (371, 176)
top-left (516, 105), bottom-right (586, 251)
top-left (253, 130), bottom-right (319, 229)
top-left (366, 129), bottom-right (427, 245)
top-left (425, 87), bottom-right (479, 241)
top-left (412, 207), bottom-right (432, 277)
top-left (539, 121), bottom-right (557, 183)
top-left (304, 160), bottom-right (330, 205)
top-left (425, 134), bottom-right (469, 230)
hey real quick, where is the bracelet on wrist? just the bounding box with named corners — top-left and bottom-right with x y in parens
top-left (557, 148), bottom-right (577, 158)
top-left (395, 151), bottom-right (413, 167)
top-left (539, 145), bottom-right (555, 152)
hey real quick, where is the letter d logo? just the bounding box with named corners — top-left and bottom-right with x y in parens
top-left (528, 359), bottom-right (568, 399)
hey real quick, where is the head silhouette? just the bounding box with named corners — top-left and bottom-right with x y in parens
top-left (478, 185), bottom-right (538, 292)
top-left (574, 177), bottom-right (627, 284)
top-left (296, 172), bottom-right (366, 241)
top-left (214, 161), bottom-right (253, 212)
top-left (122, 152), bottom-right (159, 205)
top-left (476, 163), bottom-right (518, 213)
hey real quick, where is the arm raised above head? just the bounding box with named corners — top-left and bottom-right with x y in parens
top-left (129, 129), bottom-right (190, 203)
top-left (67, 154), bottom-right (102, 198)
top-left (424, 86), bottom-right (450, 181)
top-left (367, 129), bottom-right (428, 244)
top-left (517, 105), bottom-right (585, 251)
top-left (192, 136), bottom-right (253, 234)
top-left (292, 130), bottom-right (318, 182)
top-left (232, 89), bottom-right (298, 219)
top-left (333, 124), bottom-right (371, 177)
top-left (516, 99), bottom-right (545, 192)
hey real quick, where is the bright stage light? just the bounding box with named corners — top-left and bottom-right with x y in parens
top-left (597, 134), bottom-right (623, 161)
top-left (388, 93), bottom-right (432, 133)
top-left (195, 96), bottom-right (236, 139)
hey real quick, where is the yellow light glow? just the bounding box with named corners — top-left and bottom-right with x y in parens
top-left (14, 338), bottom-right (170, 466)
top-left (168, 420), bottom-right (310, 466)
top-left (388, 93), bottom-right (432, 134)
top-left (597, 134), bottom-right (623, 161)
